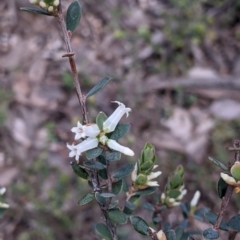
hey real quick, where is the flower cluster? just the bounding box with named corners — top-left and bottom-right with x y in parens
top-left (29, 0), bottom-right (59, 14)
top-left (160, 165), bottom-right (187, 208)
top-left (67, 101), bottom-right (134, 161)
top-left (221, 161), bottom-right (240, 193)
top-left (131, 143), bottom-right (161, 189)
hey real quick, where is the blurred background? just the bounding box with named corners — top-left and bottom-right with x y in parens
top-left (0, 0), bottom-right (240, 239)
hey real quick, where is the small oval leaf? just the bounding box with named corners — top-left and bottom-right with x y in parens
top-left (83, 160), bottom-right (105, 170)
top-left (86, 76), bottom-right (111, 98)
top-left (205, 211), bottom-right (229, 231)
top-left (208, 156), bottom-right (228, 171)
top-left (109, 123), bottom-right (131, 140)
top-left (95, 223), bottom-right (113, 240)
top-left (70, 161), bottom-right (88, 179)
top-left (86, 147), bottom-right (103, 160)
top-left (218, 177), bottom-right (228, 199)
top-left (130, 216), bottom-right (149, 235)
top-left (112, 180), bottom-right (122, 195)
top-left (113, 164), bottom-right (134, 180)
top-left (20, 7), bottom-right (51, 16)
top-left (66, 0), bottom-right (82, 33)
top-left (228, 214), bottom-right (240, 231)
top-left (96, 112), bottom-right (108, 130)
top-left (78, 193), bottom-right (94, 206)
top-left (107, 208), bottom-right (128, 224)
top-left (104, 151), bottom-right (121, 161)
top-left (165, 230), bottom-right (177, 240)
top-left (135, 187), bottom-right (157, 196)
top-left (95, 192), bottom-right (107, 205)
top-left (203, 228), bottom-right (219, 239)
top-left (100, 193), bottom-right (116, 198)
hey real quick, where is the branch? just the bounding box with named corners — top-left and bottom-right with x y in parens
top-left (56, 3), bottom-right (88, 124)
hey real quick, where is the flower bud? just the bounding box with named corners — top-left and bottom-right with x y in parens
top-left (230, 161), bottom-right (240, 181)
top-left (135, 174), bottom-right (147, 185)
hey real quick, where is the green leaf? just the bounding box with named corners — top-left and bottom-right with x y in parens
top-left (95, 192), bottom-right (107, 205)
top-left (78, 193), bottom-right (94, 206)
top-left (112, 180), bottom-right (122, 195)
top-left (170, 174), bottom-right (183, 189)
top-left (66, 0), bottom-right (82, 33)
top-left (163, 223), bottom-right (172, 233)
top-left (204, 212), bottom-right (228, 231)
top-left (0, 207), bottom-right (8, 218)
top-left (20, 7), bottom-right (51, 16)
top-left (140, 161), bottom-right (154, 171)
top-left (103, 151), bottom-right (121, 161)
top-left (107, 208), bottom-right (128, 224)
top-left (142, 202), bottom-right (155, 211)
top-left (83, 160), bottom-right (105, 170)
top-left (193, 207), bottom-right (209, 222)
top-left (95, 223), bottom-right (113, 240)
top-left (208, 156), bottom-right (228, 172)
top-left (123, 201), bottom-right (136, 215)
top-left (166, 230), bottom-right (176, 240)
top-left (86, 147), bottom-right (103, 160)
top-left (70, 161), bottom-right (88, 179)
top-left (228, 214), bottom-right (240, 231)
top-left (109, 123), bottom-right (131, 140)
top-left (86, 76), bottom-right (111, 98)
top-left (99, 169), bottom-right (108, 180)
top-left (129, 194), bottom-right (140, 203)
top-left (217, 177), bottom-right (228, 199)
top-left (113, 164), bottom-right (134, 180)
top-left (109, 200), bottom-right (119, 209)
top-left (175, 226), bottom-right (183, 240)
top-left (96, 112), bottom-right (108, 130)
top-left (130, 216), bottom-right (149, 235)
top-left (100, 193), bottom-right (116, 198)
top-left (135, 187), bottom-right (157, 196)
top-left (97, 155), bottom-right (106, 165)
top-left (168, 189), bottom-right (181, 198)
top-left (202, 228), bottom-right (219, 239)
top-left (181, 202), bottom-right (190, 219)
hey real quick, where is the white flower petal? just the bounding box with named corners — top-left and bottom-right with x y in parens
top-left (176, 189), bottom-right (187, 200)
top-left (0, 202), bottom-right (9, 208)
top-left (131, 163), bottom-right (138, 181)
top-left (67, 143), bottom-right (80, 160)
top-left (76, 138), bottom-right (99, 154)
top-left (83, 124), bottom-right (100, 138)
top-left (0, 188), bottom-right (6, 196)
top-left (147, 171), bottom-right (162, 181)
top-left (190, 190), bottom-right (201, 207)
top-left (103, 101), bottom-right (131, 133)
top-left (221, 173), bottom-right (237, 185)
top-left (153, 165), bottom-right (158, 170)
top-left (107, 139), bottom-right (134, 156)
top-left (146, 180), bottom-right (159, 187)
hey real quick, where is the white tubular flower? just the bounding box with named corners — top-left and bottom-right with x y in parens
top-left (221, 173), bottom-right (237, 185)
top-left (84, 124), bottom-right (100, 138)
top-left (29, 0), bottom-right (38, 4)
top-left (190, 190), bottom-right (201, 207)
top-left (103, 101), bottom-right (131, 133)
top-left (146, 171), bottom-right (161, 186)
top-left (39, 0), bottom-right (47, 8)
top-left (67, 143), bottom-right (80, 161)
top-left (53, 0), bottom-right (59, 6)
top-left (71, 122), bottom-right (100, 140)
top-left (0, 202), bottom-right (9, 209)
top-left (156, 230), bottom-right (167, 240)
top-left (76, 138), bottom-right (99, 155)
top-left (48, 6), bottom-right (53, 12)
top-left (107, 139), bottom-right (134, 156)
top-left (176, 189), bottom-right (187, 201)
top-left (0, 188), bottom-right (6, 195)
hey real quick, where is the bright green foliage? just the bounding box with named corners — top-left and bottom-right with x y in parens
top-left (96, 112), bottom-right (108, 130)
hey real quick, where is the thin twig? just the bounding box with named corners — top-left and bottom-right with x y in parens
top-left (213, 185), bottom-right (234, 230)
top-left (56, 3), bottom-right (88, 124)
top-left (56, 2), bottom-right (116, 239)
